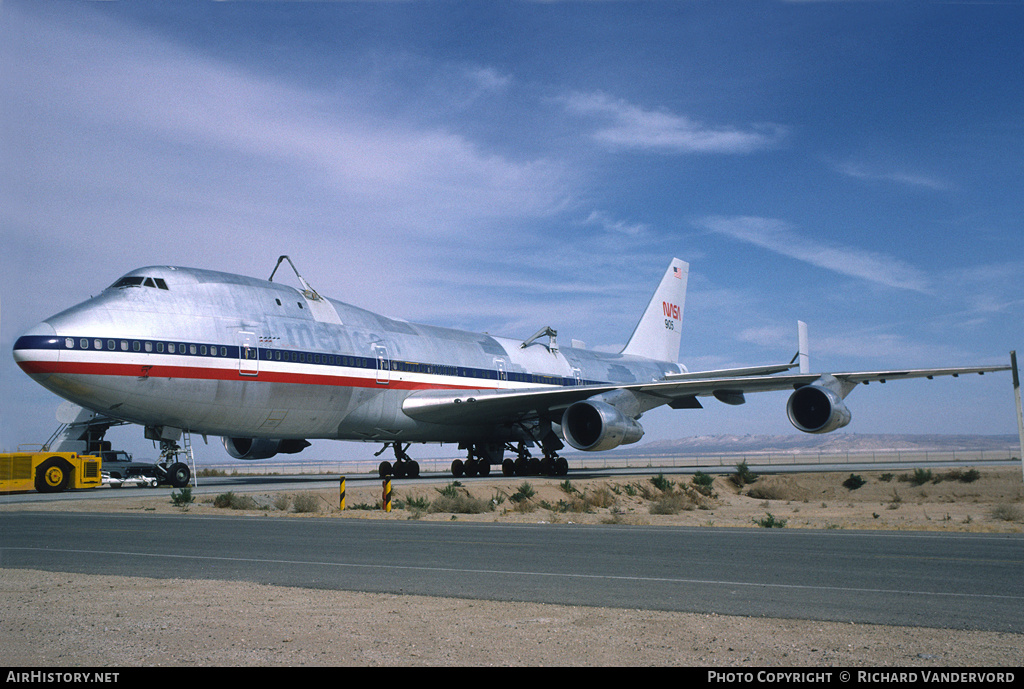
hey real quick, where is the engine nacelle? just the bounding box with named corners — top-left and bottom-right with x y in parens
top-left (787, 385), bottom-right (852, 434)
top-left (221, 437), bottom-right (310, 460)
top-left (561, 399), bottom-right (645, 452)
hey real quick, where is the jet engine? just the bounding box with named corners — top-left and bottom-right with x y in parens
top-left (221, 437), bottom-right (311, 460)
top-left (561, 399), bottom-right (644, 452)
top-left (786, 385), bottom-right (852, 434)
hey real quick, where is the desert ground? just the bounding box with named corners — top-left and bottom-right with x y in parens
top-left (2, 465), bottom-right (1022, 666)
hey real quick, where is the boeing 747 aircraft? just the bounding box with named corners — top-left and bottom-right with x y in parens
top-left (13, 257), bottom-right (1009, 481)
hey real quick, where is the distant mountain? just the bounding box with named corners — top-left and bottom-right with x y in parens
top-left (631, 434), bottom-right (1020, 456)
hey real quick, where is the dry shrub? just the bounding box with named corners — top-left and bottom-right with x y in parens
top-left (990, 503), bottom-right (1024, 523)
top-left (511, 498), bottom-right (538, 513)
top-left (213, 492), bottom-right (257, 510)
top-left (583, 485), bottom-right (617, 509)
top-left (430, 492), bottom-right (495, 514)
top-left (746, 477), bottom-right (809, 502)
top-left (292, 493), bottom-right (320, 513)
top-left (650, 492), bottom-right (695, 515)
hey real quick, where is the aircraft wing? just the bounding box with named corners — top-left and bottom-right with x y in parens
top-left (401, 364), bottom-right (1009, 427)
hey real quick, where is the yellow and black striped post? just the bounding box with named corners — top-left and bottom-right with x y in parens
top-left (382, 477), bottom-right (392, 512)
top-left (339, 476), bottom-right (346, 511)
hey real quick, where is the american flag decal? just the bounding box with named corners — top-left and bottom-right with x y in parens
top-left (672, 266), bottom-right (682, 279)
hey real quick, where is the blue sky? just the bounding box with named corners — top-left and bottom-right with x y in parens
top-left (2, 1), bottom-right (1021, 461)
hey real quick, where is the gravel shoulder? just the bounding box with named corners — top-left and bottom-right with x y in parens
top-left (3, 466), bottom-right (1022, 667)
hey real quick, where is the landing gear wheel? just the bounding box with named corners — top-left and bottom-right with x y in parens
top-left (553, 457), bottom-right (569, 476)
top-left (167, 462), bottom-right (191, 488)
top-left (378, 460), bottom-right (393, 478)
top-left (450, 459), bottom-right (465, 478)
top-left (502, 459), bottom-right (515, 476)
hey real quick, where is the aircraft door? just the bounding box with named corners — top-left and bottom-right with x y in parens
top-left (238, 331), bottom-right (259, 377)
top-left (494, 358), bottom-right (508, 388)
top-left (373, 344), bottom-right (390, 385)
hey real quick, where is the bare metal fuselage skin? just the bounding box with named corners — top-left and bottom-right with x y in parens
top-left (14, 266), bottom-right (680, 447)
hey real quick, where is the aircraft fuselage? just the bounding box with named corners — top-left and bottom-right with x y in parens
top-left (14, 266), bottom-right (681, 447)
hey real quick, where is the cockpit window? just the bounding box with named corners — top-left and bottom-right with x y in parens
top-left (110, 276), bottom-right (170, 290)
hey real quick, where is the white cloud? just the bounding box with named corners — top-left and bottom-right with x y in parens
top-left (834, 161), bottom-right (952, 192)
top-left (3, 4), bottom-right (573, 231)
top-left (464, 65), bottom-right (512, 93)
top-left (696, 215), bottom-right (933, 293)
top-left (561, 91), bottom-right (786, 154)
top-left (579, 210), bottom-right (649, 237)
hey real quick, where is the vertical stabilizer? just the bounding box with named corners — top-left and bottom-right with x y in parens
top-left (620, 258), bottom-right (688, 362)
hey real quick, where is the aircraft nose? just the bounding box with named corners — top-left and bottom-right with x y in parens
top-left (13, 321), bottom-right (59, 382)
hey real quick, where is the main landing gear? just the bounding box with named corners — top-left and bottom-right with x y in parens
top-left (451, 442), bottom-right (567, 479)
top-left (376, 443), bottom-right (420, 479)
top-left (374, 441), bottom-right (568, 479)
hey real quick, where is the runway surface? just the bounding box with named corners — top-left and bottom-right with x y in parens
top-left (1, 511), bottom-right (1021, 633)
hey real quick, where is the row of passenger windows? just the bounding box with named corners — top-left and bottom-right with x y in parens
top-left (66, 338), bottom-right (226, 356)
top-left (60, 336), bottom-right (581, 385)
top-left (63, 336), bottom-right (384, 369)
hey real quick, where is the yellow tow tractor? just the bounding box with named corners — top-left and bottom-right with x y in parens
top-left (0, 452), bottom-right (103, 494)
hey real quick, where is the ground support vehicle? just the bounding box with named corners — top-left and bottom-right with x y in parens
top-left (99, 450), bottom-right (190, 489)
top-left (102, 473), bottom-right (159, 488)
top-left (0, 452), bottom-right (103, 494)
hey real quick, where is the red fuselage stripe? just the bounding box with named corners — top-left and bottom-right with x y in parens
top-left (16, 359), bottom-right (491, 392)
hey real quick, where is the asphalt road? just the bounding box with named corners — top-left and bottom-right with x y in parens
top-left (1, 511), bottom-right (1021, 633)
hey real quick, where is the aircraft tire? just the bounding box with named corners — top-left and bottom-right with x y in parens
top-left (450, 459), bottom-right (464, 478)
top-left (514, 456), bottom-right (528, 476)
top-left (167, 462), bottom-right (191, 488)
top-left (478, 461), bottom-right (491, 477)
top-left (502, 459), bottom-right (515, 476)
top-left (554, 457), bottom-right (569, 476)
top-left (35, 458), bottom-right (72, 493)
top-left (378, 461), bottom-right (393, 478)
top-left (407, 461), bottom-right (420, 478)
